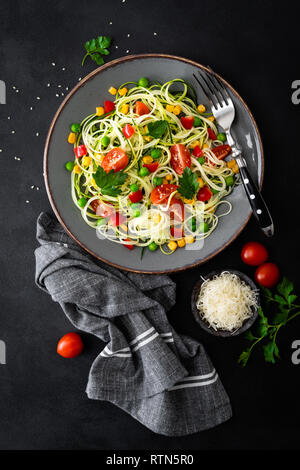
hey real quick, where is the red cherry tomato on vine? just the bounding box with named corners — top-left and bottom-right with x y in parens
top-left (57, 333), bottom-right (84, 358)
top-left (241, 242), bottom-right (269, 266)
top-left (255, 263), bottom-right (280, 288)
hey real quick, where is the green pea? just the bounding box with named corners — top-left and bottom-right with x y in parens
top-left (211, 186), bottom-right (221, 194)
top-left (130, 183), bottom-right (139, 192)
top-left (217, 133), bottom-right (226, 142)
top-left (138, 77), bottom-right (149, 88)
top-left (199, 222), bottom-right (210, 233)
top-left (101, 136), bottom-right (110, 147)
top-left (65, 161), bottom-right (74, 171)
top-left (198, 157), bottom-right (205, 165)
top-left (70, 123), bottom-right (81, 133)
top-left (130, 203), bottom-right (140, 211)
top-left (148, 241), bottom-right (158, 251)
top-left (97, 218), bottom-right (106, 227)
top-left (153, 176), bottom-right (163, 187)
top-left (151, 148), bottom-right (161, 159)
top-left (225, 175), bottom-right (235, 187)
top-left (188, 217), bottom-right (196, 232)
top-left (78, 197), bottom-right (87, 208)
top-left (193, 116), bottom-right (202, 127)
top-left (139, 167), bottom-right (149, 177)
top-left (133, 210), bottom-right (141, 218)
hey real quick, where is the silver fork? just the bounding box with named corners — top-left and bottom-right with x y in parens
top-left (193, 68), bottom-right (274, 237)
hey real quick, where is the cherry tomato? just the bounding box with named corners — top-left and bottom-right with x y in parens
top-left (101, 147), bottom-right (128, 173)
top-left (110, 212), bottom-right (127, 226)
top-left (212, 144), bottom-right (232, 160)
top-left (135, 101), bottom-right (150, 116)
top-left (74, 145), bottom-right (87, 158)
top-left (192, 146), bottom-right (203, 158)
top-left (207, 128), bottom-right (217, 140)
top-left (57, 332), bottom-right (83, 359)
top-left (150, 184), bottom-right (178, 205)
top-left (169, 197), bottom-right (184, 222)
top-left (128, 190), bottom-right (143, 203)
top-left (143, 162), bottom-right (159, 173)
top-left (255, 263), bottom-right (280, 288)
top-left (171, 225), bottom-right (184, 238)
top-left (170, 144), bottom-right (191, 175)
top-left (180, 116), bottom-right (194, 129)
top-left (90, 199), bottom-right (100, 212)
top-left (123, 238), bottom-right (134, 250)
top-left (197, 186), bottom-right (213, 202)
top-left (95, 203), bottom-right (114, 218)
top-left (104, 100), bottom-right (115, 113)
top-left (241, 242), bottom-right (269, 266)
top-left (122, 123), bottom-right (135, 139)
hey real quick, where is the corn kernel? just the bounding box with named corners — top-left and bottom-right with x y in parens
top-left (82, 156), bottom-right (92, 166)
top-left (96, 106), bottom-right (104, 116)
top-left (120, 223), bottom-right (128, 232)
top-left (118, 87), bottom-right (128, 96)
top-left (144, 125), bottom-right (148, 132)
top-left (165, 174), bottom-right (173, 181)
top-left (163, 177), bottom-right (169, 184)
top-left (183, 198), bottom-right (195, 204)
top-left (166, 104), bottom-right (174, 113)
top-left (120, 104), bottom-right (129, 114)
top-left (207, 116), bottom-right (215, 122)
top-left (168, 241), bottom-right (177, 251)
top-left (144, 136), bottom-right (152, 142)
top-left (197, 177), bottom-right (205, 188)
top-left (73, 164), bottom-right (80, 174)
top-left (68, 132), bottom-right (76, 144)
top-left (207, 206), bottom-right (216, 213)
top-left (185, 235), bottom-right (195, 244)
top-left (91, 178), bottom-right (97, 187)
top-left (108, 86), bottom-right (117, 95)
top-left (173, 105), bottom-right (181, 115)
top-left (227, 159), bottom-right (236, 169)
top-left (202, 143), bottom-right (209, 149)
top-left (143, 155), bottom-right (153, 164)
top-left (190, 140), bottom-right (200, 149)
top-left (153, 213), bottom-right (161, 223)
top-left (197, 104), bottom-right (206, 113)
top-left (177, 239), bottom-right (186, 248)
top-left (94, 154), bottom-right (104, 164)
top-left (232, 163), bottom-right (239, 174)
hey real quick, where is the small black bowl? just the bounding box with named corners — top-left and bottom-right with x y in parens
top-left (191, 269), bottom-right (260, 337)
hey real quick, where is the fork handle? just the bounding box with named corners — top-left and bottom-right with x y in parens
top-left (236, 157), bottom-right (274, 237)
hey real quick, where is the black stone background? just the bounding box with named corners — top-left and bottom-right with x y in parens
top-left (0, 0), bottom-right (300, 450)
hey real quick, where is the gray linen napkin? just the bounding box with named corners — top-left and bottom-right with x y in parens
top-left (35, 212), bottom-right (232, 436)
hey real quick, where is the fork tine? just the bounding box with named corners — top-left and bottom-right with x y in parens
top-left (203, 72), bottom-right (226, 107)
top-left (206, 66), bottom-right (230, 103)
top-left (193, 72), bottom-right (218, 108)
top-left (192, 73), bottom-right (212, 105)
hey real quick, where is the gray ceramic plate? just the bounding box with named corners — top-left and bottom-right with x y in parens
top-left (44, 54), bottom-right (264, 274)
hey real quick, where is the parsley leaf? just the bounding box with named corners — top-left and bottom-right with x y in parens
top-left (92, 166), bottom-right (127, 197)
top-left (147, 120), bottom-right (168, 139)
top-left (177, 167), bottom-right (199, 199)
top-left (82, 36), bottom-right (112, 67)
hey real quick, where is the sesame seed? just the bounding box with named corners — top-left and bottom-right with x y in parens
top-left (65, 87), bottom-right (69, 91)
top-left (61, 93), bottom-right (64, 96)
top-left (30, 185), bottom-right (35, 189)
top-left (109, 21), bottom-right (113, 25)
top-left (127, 34), bottom-right (131, 37)
top-left (58, 85), bottom-right (62, 88)
top-left (36, 96), bottom-right (40, 100)
top-left (25, 200), bottom-right (30, 204)
top-left (55, 94), bottom-right (59, 97)
top-left (47, 83), bottom-right (51, 87)
top-left (12, 86), bottom-right (16, 90)
top-left (7, 116), bottom-right (10, 120)
top-left (122, 0), bottom-right (125, 3)
top-left (29, 107), bottom-right (33, 110)
top-left (16, 89), bottom-right (19, 93)
top-left (62, 67), bottom-right (66, 71)
top-left (36, 187), bottom-right (40, 191)
top-left (154, 32), bottom-right (157, 36)
top-left (14, 156), bottom-right (21, 161)
top-left (51, 62), bottom-right (55, 66)
top-left (36, 132), bottom-right (39, 136)
top-left (0, 149), bottom-right (2, 152)
top-left (11, 130), bottom-right (15, 134)
top-left (115, 45), bottom-right (119, 49)
top-left (78, 77), bottom-right (82, 81)
top-left (126, 50), bottom-right (129, 53)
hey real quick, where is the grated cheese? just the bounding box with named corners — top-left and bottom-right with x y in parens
top-left (196, 272), bottom-right (258, 332)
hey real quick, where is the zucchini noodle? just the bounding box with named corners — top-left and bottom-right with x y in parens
top-left (69, 78), bottom-right (239, 254)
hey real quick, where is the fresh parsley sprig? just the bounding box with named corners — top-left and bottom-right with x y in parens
top-left (147, 120), bottom-right (168, 139)
top-left (238, 277), bottom-right (300, 366)
top-left (177, 167), bottom-right (199, 200)
top-left (82, 36), bottom-right (112, 66)
top-left (92, 166), bottom-right (127, 197)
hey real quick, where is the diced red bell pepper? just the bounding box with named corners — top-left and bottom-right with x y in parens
top-left (74, 145), bottom-right (87, 158)
top-left (143, 162), bottom-right (159, 173)
top-left (122, 123), bottom-right (135, 139)
top-left (135, 101), bottom-right (150, 116)
top-left (123, 238), bottom-right (134, 250)
top-left (212, 144), bottom-right (232, 160)
top-left (192, 146), bottom-right (203, 158)
top-left (104, 100), bottom-right (115, 114)
top-left (128, 190), bottom-right (143, 203)
top-left (110, 212), bottom-right (127, 226)
top-left (170, 225), bottom-right (184, 238)
top-left (207, 128), bottom-right (217, 140)
top-left (180, 116), bottom-right (194, 130)
top-left (197, 186), bottom-right (213, 202)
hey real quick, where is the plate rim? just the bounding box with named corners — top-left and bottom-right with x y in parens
top-left (44, 53), bottom-right (264, 274)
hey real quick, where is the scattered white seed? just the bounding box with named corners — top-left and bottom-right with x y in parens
top-left (78, 77), bottom-right (82, 81)
top-left (16, 89), bottom-right (19, 93)
top-left (65, 87), bottom-right (69, 91)
top-left (51, 62), bottom-right (55, 66)
top-left (14, 156), bottom-right (21, 161)
top-left (36, 96), bottom-right (40, 100)
top-left (154, 32), bottom-right (157, 36)
top-left (25, 200), bottom-right (30, 204)
top-left (126, 50), bottom-right (129, 53)
top-left (36, 187), bottom-right (40, 191)
top-left (0, 149), bottom-right (2, 152)
top-left (47, 83), bottom-right (51, 87)
top-left (30, 185), bottom-right (35, 189)
top-left (11, 130), bottom-right (15, 134)
top-left (58, 85), bottom-right (62, 88)
top-left (62, 67), bottom-right (66, 71)
top-left (122, 0), bottom-right (125, 2)
top-left (29, 107), bottom-right (33, 110)
top-left (12, 86), bottom-right (16, 90)
top-left (61, 93), bottom-right (64, 96)
top-left (36, 132), bottom-right (39, 136)
top-left (55, 93), bottom-right (59, 97)
top-left (127, 34), bottom-right (131, 37)
top-left (115, 45), bottom-right (119, 49)
top-left (109, 21), bottom-right (113, 25)
top-left (7, 116), bottom-right (10, 120)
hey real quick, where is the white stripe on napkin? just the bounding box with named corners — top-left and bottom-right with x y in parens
top-left (168, 374), bottom-right (219, 391)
